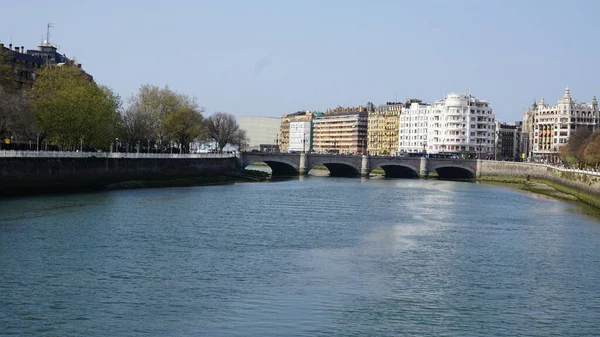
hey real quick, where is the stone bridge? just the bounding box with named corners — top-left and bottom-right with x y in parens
top-left (239, 152), bottom-right (479, 179)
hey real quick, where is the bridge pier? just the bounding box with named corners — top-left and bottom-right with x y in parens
top-left (419, 157), bottom-right (428, 178)
top-left (361, 155), bottom-right (369, 177)
top-left (299, 153), bottom-right (307, 175)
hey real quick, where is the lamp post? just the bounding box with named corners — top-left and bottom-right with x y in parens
top-left (36, 134), bottom-right (40, 151)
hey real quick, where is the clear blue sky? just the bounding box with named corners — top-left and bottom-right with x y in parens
top-left (2, 0), bottom-right (599, 122)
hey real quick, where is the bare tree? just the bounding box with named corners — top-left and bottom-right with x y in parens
top-left (232, 128), bottom-right (249, 152)
top-left (122, 103), bottom-right (155, 150)
top-left (0, 85), bottom-right (37, 149)
top-left (204, 112), bottom-right (240, 153)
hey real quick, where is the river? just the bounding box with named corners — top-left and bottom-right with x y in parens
top-left (1, 170), bottom-right (600, 336)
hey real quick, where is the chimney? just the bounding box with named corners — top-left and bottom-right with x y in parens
top-left (0, 43), bottom-right (4, 49)
top-left (77, 63), bottom-right (82, 69)
top-left (21, 46), bottom-right (24, 53)
top-left (14, 46), bottom-right (19, 52)
top-left (9, 43), bottom-right (12, 50)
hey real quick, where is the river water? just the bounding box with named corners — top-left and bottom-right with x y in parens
top-left (1, 171), bottom-right (600, 336)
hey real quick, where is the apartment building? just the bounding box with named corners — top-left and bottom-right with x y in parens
top-left (367, 102), bottom-right (402, 155)
top-left (398, 99), bottom-right (431, 154)
top-left (312, 104), bottom-right (373, 154)
top-left (1, 37), bottom-right (91, 90)
top-left (494, 121), bottom-right (523, 161)
top-left (278, 111), bottom-right (319, 152)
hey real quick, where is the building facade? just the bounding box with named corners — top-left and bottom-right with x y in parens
top-left (398, 99), bottom-right (431, 154)
top-left (1, 38), bottom-right (91, 90)
top-left (522, 88), bottom-right (599, 161)
top-left (278, 111), bottom-right (318, 152)
top-left (494, 121), bottom-right (523, 161)
top-left (313, 104), bottom-right (372, 154)
top-left (1, 43), bottom-right (44, 89)
top-left (236, 115), bottom-right (281, 151)
top-left (399, 94), bottom-right (495, 157)
top-left (367, 102), bottom-right (402, 155)
top-left (289, 121), bottom-right (311, 152)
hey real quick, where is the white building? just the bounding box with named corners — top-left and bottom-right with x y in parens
top-left (399, 94), bottom-right (496, 157)
top-left (522, 88), bottom-right (599, 161)
top-left (236, 115), bottom-right (281, 150)
top-left (289, 121), bottom-right (311, 152)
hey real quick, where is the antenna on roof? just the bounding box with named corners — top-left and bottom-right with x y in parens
top-left (46, 22), bottom-right (54, 43)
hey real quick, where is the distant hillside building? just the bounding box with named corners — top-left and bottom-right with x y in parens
top-left (522, 88), bottom-right (600, 162)
top-left (236, 115), bottom-right (281, 151)
top-left (367, 102), bottom-right (402, 155)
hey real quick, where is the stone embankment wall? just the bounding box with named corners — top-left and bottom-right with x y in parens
top-left (478, 161), bottom-right (600, 197)
top-left (0, 157), bottom-right (238, 196)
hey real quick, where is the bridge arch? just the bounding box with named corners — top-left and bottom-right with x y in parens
top-left (369, 162), bottom-right (419, 178)
top-left (429, 164), bottom-right (475, 180)
top-left (308, 159), bottom-right (361, 177)
top-left (244, 159), bottom-right (299, 176)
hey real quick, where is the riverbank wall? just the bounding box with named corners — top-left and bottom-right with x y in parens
top-left (0, 156), bottom-right (238, 196)
top-left (478, 161), bottom-right (600, 198)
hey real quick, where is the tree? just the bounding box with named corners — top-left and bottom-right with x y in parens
top-left (30, 64), bottom-right (121, 150)
top-left (204, 112), bottom-right (240, 153)
top-left (126, 84), bottom-right (197, 150)
top-left (0, 85), bottom-right (37, 149)
top-left (560, 127), bottom-right (592, 168)
top-left (582, 129), bottom-right (600, 168)
top-left (0, 49), bottom-right (15, 90)
top-left (122, 103), bottom-right (155, 151)
top-left (232, 128), bottom-right (249, 152)
top-left (163, 108), bottom-right (205, 153)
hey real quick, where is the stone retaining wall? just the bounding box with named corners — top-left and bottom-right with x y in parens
top-left (479, 161), bottom-right (600, 197)
top-left (0, 157), bottom-right (238, 196)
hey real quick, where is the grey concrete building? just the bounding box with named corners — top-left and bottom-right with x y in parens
top-left (236, 115), bottom-right (281, 150)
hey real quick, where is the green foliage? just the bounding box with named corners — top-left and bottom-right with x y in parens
top-left (124, 84), bottom-right (198, 151)
top-left (30, 65), bottom-right (122, 150)
top-left (163, 108), bottom-right (205, 153)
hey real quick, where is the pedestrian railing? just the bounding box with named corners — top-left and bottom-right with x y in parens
top-left (0, 150), bottom-right (236, 159)
top-left (537, 163), bottom-right (600, 176)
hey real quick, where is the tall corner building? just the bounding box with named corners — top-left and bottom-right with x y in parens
top-left (522, 88), bottom-right (599, 161)
top-left (399, 94), bottom-right (496, 157)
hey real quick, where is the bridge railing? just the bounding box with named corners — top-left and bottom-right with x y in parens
top-left (0, 150), bottom-right (235, 159)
